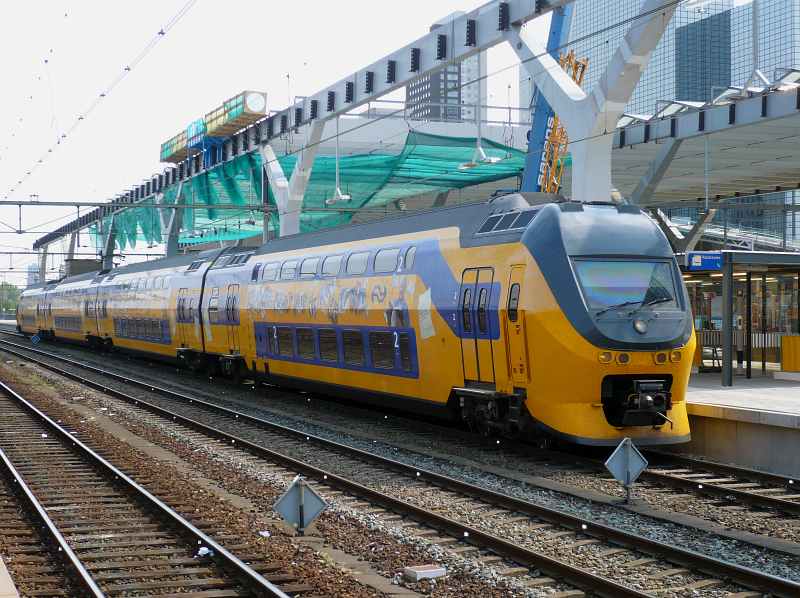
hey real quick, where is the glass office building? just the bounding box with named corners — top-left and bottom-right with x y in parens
top-left (568, 0), bottom-right (734, 115)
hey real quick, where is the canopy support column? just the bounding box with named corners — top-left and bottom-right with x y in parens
top-left (629, 139), bottom-right (683, 206)
top-left (38, 247), bottom-right (48, 283)
top-left (260, 120), bottom-right (326, 237)
top-left (66, 233), bottom-right (77, 260)
top-left (507, 0), bottom-right (677, 202)
top-left (100, 218), bottom-right (117, 271)
top-left (164, 183), bottom-right (185, 258)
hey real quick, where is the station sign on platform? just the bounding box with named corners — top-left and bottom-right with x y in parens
top-left (685, 251), bottom-right (722, 271)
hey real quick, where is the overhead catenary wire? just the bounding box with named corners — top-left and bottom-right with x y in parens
top-left (3, 0), bottom-right (198, 201)
top-left (0, 2), bottom-right (73, 165)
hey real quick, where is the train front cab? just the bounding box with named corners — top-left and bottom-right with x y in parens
top-left (515, 202), bottom-right (694, 447)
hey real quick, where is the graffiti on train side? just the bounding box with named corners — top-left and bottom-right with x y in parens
top-left (245, 274), bottom-right (415, 327)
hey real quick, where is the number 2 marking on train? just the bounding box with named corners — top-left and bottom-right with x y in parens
top-left (393, 331), bottom-right (399, 348)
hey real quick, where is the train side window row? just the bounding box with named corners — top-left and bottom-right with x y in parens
top-left (254, 245), bottom-right (417, 282)
top-left (113, 317), bottom-right (164, 341)
top-left (113, 275), bottom-right (172, 292)
top-left (263, 326), bottom-right (412, 372)
top-left (54, 316), bottom-right (81, 331)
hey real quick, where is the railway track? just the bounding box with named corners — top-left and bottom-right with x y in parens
top-left (2, 335), bottom-right (798, 519)
top-left (1, 338), bottom-right (798, 597)
top-left (0, 378), bottom-right (312, 598)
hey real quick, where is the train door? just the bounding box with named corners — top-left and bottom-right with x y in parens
top-left (226, 284), bottom-right (240, 354)
top-left (506, 266), bottom-right (528, 385)
top-left (459, 268), bottom-right (495, 384)
top-left (177, 288), bottom-right (188, 347)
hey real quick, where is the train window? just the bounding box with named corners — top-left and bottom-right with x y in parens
top-left (163, 275), bottom-right (171, 289)
top-left (114, 319), bottom-right (121, 335)
top-left (492, 213), bottom-right (519, 232)
top-left (508, 283), bottom-right (521, 322)
top-left (154, 320), bottom-right (162, 340)
top-left (461, 289), bottom-right (472, 333)
top-left (277, 326), bottom-right (294, 357)
top-left (127, 318), bottom-right (134, 336)
top-left (267, 325), bottom-right (275, 355)
top-left (510, 210), bottom-right (537, 229)
top-left (144, 320), bottom-right (153, 339)
top-left (374, 248), bottom-right (400, 274)
top-left (136, 320), bottom-right (145, 338)
top-left (135, 279), bottom-right (144, 291)
top-left (209, 298), bottom-right (219, 323)
top-left (369, 331), bottom-right (394, 370)
top-left (322, 255), bottom-right (342, 277)
top-left (477, 288), bottom-right (487, 335)
top-left (400, 332), bottom-right (412, 372)
top-left (154, 276), bottom-right (163, 289)
top-left (318, 329), bottom-right (339, 362)
top-left (281, 260), bottom-right (298, 280)
top-left (188, 299), bottom-right (194, 323)
top-left (342, 330), bottom-right (365, 366)
top-left (300, 257), bottom-right (319, 279)
top-left (146, 277), bottom-right (154, 291)
top-left (404, 246), bottom-right (417, 270)
top-left (262, 263), bottom-right (278, 281)
top-left (297, 327), bottom-right (315, 360)
top-left (346, 251), bottom-right (369, 276)
top-left (251, 264), bottom-right (261, 282)
top-left (477, 214), bottom-right (503, 234)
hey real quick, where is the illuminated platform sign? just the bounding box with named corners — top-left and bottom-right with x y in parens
top-left (685, 251), bottom-right (722, 271)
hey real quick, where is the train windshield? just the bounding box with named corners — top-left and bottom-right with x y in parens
top-left (573, 260), bottom-right (679, 311)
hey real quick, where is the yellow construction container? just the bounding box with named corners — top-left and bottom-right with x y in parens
top-left (160, 130), bottom-right (188, 163)
top-left (205, 91), bottom-right (267, 138)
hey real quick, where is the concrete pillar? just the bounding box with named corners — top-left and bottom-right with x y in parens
top-left (164, 183), bottom-right (186, 258)
top-left (507, 0), bottom-right (678, 203)
top-left (260, 120), bottom-right (326, 237)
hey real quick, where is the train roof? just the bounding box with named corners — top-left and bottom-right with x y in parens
top-left (256, 192), bottom-right (572, 255)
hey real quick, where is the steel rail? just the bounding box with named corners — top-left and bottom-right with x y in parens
top-left (0, 443), bottom-right (106, 597)
top-left (0, 378), bottom-right (292, 598)
top-left (2, 340), bottom-right (798, 597)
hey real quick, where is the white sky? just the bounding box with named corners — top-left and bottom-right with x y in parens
top-left (0, 0), bottom-right (547, 285)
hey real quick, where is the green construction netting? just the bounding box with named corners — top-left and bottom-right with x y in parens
top-left (90, 131), bottom-right (526, 251)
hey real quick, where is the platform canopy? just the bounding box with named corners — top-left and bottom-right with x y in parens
top-left (90, 131), bottom-right (525, 251)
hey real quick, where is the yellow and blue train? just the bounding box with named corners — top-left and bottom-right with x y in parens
top-left (17, 192), bottom-right (694, 447)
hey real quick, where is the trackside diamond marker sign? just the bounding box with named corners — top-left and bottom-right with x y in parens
top-left (31, 334), bottom-right (40, 343)
top-left (274, 476), bottom-right (327, 535)
top-left (605, 437), bottom-right (648, 504)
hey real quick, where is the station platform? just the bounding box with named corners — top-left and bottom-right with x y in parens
top-left (677, 368), bottom-right (800, 477)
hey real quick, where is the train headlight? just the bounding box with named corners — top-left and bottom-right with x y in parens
top-left (670, 351), bottom-right (682, 362)
top-left (617, 353), bottom-right (630, 365)
top-left (634, 319), bottom-right (648, 334)
top-left (599, 351), bottom-right (613, 363)
top-left (654, 352), bottom-right (667, 364)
